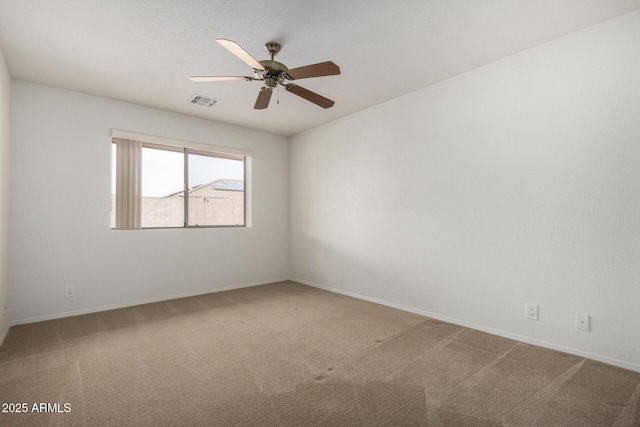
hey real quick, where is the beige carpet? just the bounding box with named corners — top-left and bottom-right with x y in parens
top-left (0, 281), bottom-right (638, 426)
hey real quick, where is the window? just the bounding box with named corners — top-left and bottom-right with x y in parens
top-left (110, 130), bottom-right (250, 229)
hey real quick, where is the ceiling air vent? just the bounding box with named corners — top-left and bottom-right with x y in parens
top-left (189, 94), bottom-right (220, 107)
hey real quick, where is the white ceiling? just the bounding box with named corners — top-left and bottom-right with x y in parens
top-left (1, 1), bottom-right (639, 136)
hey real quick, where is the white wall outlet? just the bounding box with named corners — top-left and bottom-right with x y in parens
top-left (576, 313), bottom-right (590, 331)
top-left (64, 285), bottom-right (75, 298)
top-left (526, 303), bottom-right (539, 320)
top-left (310, 264), bottom-right (315, 273)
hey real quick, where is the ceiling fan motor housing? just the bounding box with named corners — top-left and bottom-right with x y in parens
top-left (258, 59), bottom-right (288, 87)
top-left (264, 77), bottom-right (278, 88)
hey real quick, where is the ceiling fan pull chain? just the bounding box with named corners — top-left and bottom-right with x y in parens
top-left (277, 84), bottom-right (280, 104)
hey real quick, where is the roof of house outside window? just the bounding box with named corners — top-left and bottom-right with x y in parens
top-left (211, 179), bottom-right (244, 192)
top-left (167, 179), bottom-right (244, 199)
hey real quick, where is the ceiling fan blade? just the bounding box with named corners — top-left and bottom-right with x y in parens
top-left (285, 84), bottom-right (335, 108)
top-left (254, 87), bottom-right (273, 110)
top-left (286, 61), bottom-right (340, 80)
top-left (190, 76), bottom-right (254, 82)
top-left (216, 38), bottom-right (265, 71)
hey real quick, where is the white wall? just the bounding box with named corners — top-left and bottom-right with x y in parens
top-left (0, 47), bottom-right (10, 342)
top-left (10, 81), bottom-right (289, 323)
top-left (290, 11), bottom-right (640, 371)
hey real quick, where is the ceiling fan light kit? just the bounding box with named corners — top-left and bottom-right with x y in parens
top-left (190, 38), bottom-right (340, 110)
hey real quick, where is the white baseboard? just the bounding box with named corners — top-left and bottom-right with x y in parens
top-left (10, 277), bottom-right (290, 326)
top-left (293, 277), bottom-right (640, 373)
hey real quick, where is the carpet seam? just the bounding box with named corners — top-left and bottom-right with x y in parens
top-left (500, 358), bottom-right (587, 426)
top-left (611, 380), bottom-right (640, 427)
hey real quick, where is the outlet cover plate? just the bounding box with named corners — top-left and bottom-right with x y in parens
top-left (576, 313), bottom-right (590, 331)
top-left (526, 303), bottom-right (539, 320)
top-left (65, 285), bottom-right (75, 298)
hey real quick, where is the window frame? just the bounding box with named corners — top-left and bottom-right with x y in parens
top-left (110, 129), bottom-right (252, 230)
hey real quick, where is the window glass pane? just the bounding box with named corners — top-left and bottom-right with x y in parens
top-left (141, 146), bottom-right (184, 228)
top-left (187, 153), bottom-right (244, 226)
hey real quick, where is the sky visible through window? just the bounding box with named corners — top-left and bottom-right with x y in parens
top-left (111, 144), bottom-right (244, 197)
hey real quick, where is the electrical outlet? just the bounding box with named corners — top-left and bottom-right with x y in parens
top-left (576, 313), bottom-right (590, 331)
top-left (310, 264), bottom-right (315, 273)
top-left (64, 285), bottom-right (75, 298)
top-left (526, 303), bottom-right (539, 320)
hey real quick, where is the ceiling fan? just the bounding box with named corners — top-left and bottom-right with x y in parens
top-left (190, 39), bottom-right (340, 110)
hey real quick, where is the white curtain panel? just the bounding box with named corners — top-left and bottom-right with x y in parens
top-left (114, 138), bottom-right (142, 229)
